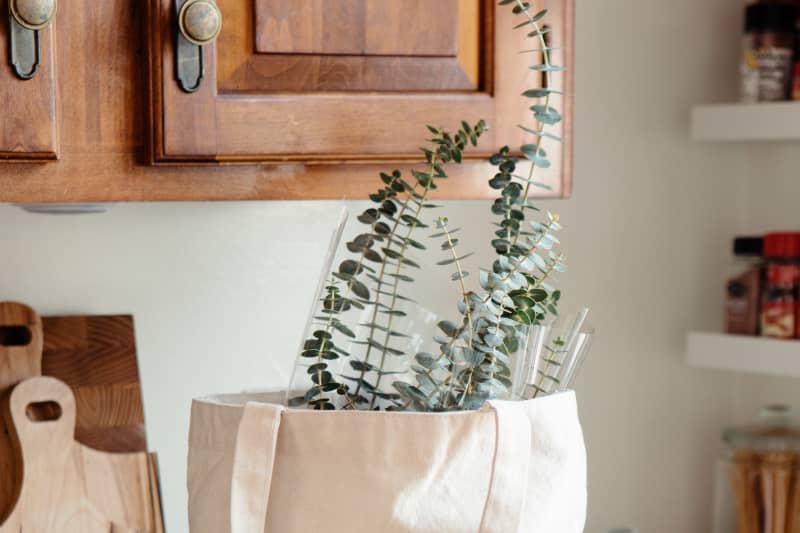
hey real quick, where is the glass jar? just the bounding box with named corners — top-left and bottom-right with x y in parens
top-left (715, 405), bottom-right (800, 533)
top-left (794, 11), bottom-right (800, 101)
top-left (760, 233), bottom-right (800, 339)
top-left (741, 2), bottom-right (798, 102)
top-left (726, 237), bottom-right (764, 336)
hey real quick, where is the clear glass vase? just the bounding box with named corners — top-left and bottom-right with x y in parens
top-left (509, 308), bottom-right (593, 400)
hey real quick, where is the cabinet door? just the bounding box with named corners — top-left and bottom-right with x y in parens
top-left (0, 17), bottom-right (58, 161)
top-left (149, 0), bottom-right (573, 191)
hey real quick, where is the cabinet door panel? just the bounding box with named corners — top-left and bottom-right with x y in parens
top-left (0, 22), bottom-right (58, 161)
top-left (220, 0), bottom-right (478, 93)
top-left (254, 0), bottom-right (459, 56)
top-left (149, 0), bottom-right (573, 196)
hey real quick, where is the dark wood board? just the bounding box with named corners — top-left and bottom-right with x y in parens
top-left (41, 314), bottom-right (146, 453)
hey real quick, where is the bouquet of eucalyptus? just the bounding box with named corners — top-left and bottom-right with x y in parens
top-left (288, 0), bottom-right (591, 412)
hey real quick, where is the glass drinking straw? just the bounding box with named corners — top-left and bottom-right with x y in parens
top-left (511, 324), bottom-right (548, 400)
top-left (559, 329), bottom-right (594, 391)
top-left (528, 308), bottom-right (591, 398)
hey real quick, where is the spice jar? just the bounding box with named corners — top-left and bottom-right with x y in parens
top-left (741, 2), bottom-right (798, 102)
top-left (760, 232), bottom-right (800, 339)
top-left (719, 405), bottom-right (800, 533)
top-left (726, 237), bottom-right (764, 336)
top-left (794, 12), bottom-right (800, 100)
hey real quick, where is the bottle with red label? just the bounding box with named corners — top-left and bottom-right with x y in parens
top-left (760, 232), bottom-right (800, 339)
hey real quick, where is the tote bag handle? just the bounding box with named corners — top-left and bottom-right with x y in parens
top-left (230, 401), bottom-right (285, 533)
top-left (478, 400), bottom-right (533, 533)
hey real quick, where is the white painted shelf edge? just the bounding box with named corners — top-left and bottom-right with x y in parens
top-left (687, 332), bottom-right (800, 378)
top-left (691, 102), bottom-right (800, 142)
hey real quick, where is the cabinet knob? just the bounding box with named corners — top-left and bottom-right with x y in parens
top-left (10, 0), bottom-right (56, 31)
top-left (178, 0), bottom-right (221, 46)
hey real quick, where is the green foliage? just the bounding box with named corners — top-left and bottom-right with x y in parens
top-left (393, 0), bottom-right (569, 410)
top-left (293, 0), bottom-right (569, 412)
top-left (291, 122), bottom-right (488, 410)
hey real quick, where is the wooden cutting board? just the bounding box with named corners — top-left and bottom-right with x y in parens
top-left (0, 302), bottom-right (157, 527)
top-left (41, 314), bottom-right (146, 453)
top-left (0, 303), bottom-right (42, 522)
top-left (0, 376), bottom-right (157, 532)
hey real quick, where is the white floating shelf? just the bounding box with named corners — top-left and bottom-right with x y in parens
top-left (691, 102), bottom-right (800, 142)
top-left (687, 332), bottom-right (800, 378)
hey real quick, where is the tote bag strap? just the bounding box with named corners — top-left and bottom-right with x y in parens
top-left (230, 401), bottom-right (285, 533)
top-left (478, 400), bottom-right (533, 533)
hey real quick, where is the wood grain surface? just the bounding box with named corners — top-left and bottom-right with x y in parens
top-left (148, 454), bottom-right (165, 533)
top-left (154, 0), bottom-right (500, 160)
top-left (0, 303), bottom-right (150, 524)
top-left (150, 0), bottom-right (573, 199)
top-left (255, 0), bottom-right (460, 56)
top-left (0, 0), bottom-right (572, 202)
top-left (0, 377), bottom-right (156, 532)
top-left (213, 0), bottom-right (480, 92)
top-left (0, 303), bottom-right (42, 391)
top-left (0, 303), bottom-right (42, 521)
top-left (41, 314), bottom-right (146, 453)
top-left (0, 12), bottom-right (58, 161)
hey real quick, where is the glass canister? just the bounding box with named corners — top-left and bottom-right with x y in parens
top-left (715, 405), bottom-right (800, 533)
top-left (741, 2), bottom-right (798, 102)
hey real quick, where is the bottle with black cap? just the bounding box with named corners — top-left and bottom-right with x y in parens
top-left (726, 237), bottom-right (763, 336)
top-left (741, 1), bottom-right (798, 102)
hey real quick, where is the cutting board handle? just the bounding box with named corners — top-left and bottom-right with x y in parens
top-left (8, 377), bottom-right (76, 461)
top-left (0, 302), bottom-right (43, 390)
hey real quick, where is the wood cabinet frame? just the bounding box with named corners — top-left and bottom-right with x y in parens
top-left (0, 0), bottom-right (572, 202)
top-left (148, 0), bottom-right (573, 175)
top-left (0, 18), bottom-right (58, 161)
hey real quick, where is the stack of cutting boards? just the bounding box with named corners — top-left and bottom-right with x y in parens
top-left (0, 302), bottom-right (164, 532)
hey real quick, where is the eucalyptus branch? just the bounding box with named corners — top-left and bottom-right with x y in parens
top-left (488, 0), bottom-right (565, 266)
top-left (532, 336), bottom-right (566, 397)
top-left (289, 280), bottom-right (357, 410)
top-left (347, 121), bottom-right (487, 410)
top-left (395, 216), bottom-right (484, 411)
top-left (352, 175), bottom-right (434, 405)
top-left (291, 1), bottom-right (572, 413)
top-left (509, 0), bottom-right (559, 238)
top-left (434, 218), bottom-right (475, 349)
top-left (401, 1), bottom-right (569, 411)
top-left (434, 218), bottom-right (476, 409)
top-left (315, 286), bottom-right (337, 401)
top-left (365, 162), bottom-right (437, 410)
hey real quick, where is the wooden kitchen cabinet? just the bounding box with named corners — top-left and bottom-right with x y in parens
top-left (0, 0), bottom-right (573, 202)
top-left (0, 5), bottom-right (57, 161)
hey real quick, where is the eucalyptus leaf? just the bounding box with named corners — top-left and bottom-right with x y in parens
top-left (437, 253), bottom-right (474, 266)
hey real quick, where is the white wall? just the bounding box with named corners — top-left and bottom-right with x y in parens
top-left (0, 0), bottom-right (768, 531)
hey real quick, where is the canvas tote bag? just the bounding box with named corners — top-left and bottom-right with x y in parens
top-left (187, 390), bottom-right (586, 533)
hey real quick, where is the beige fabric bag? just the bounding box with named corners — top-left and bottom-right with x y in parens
top-left (187, 390), bottom-right (586, 533)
